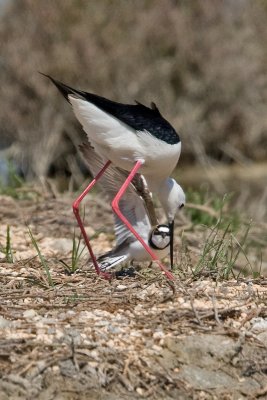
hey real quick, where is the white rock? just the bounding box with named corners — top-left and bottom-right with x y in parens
top-left (85, 227), bottom-right (95, 237)
top-left (47, 238), bottom-right (73, 254)
top-left (258, 331), bottom-right (267, 345)
top-left (0, 316), bottom-right (12, 328)
top-left (116, 284), bottom-right (127, 292)
top-left (153, 331), bottom-right (164, 339)
top-left (23, 309), bottom-right (37, 319)
top-left (136, 387), bottom-right (144, 395)
top-left (251, 317), bottom-right (267, 332)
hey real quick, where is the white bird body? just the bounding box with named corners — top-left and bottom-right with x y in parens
top-left (80, 143), bottom-right (170, 271)
top-left (71, 98), bottom-right (181, 181)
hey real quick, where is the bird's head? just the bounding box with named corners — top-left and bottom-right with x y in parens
top-left (157, 178), bottom-right (185, 269)
top-left (149, 224), bottom-right (170, 250)
top-left (158, 178), bottom-right (185, 221)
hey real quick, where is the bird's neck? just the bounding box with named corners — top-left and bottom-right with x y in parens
top-left (145, 176), bottom-right (166, 193)
top-left (145, 177), bottom-right (171, 219)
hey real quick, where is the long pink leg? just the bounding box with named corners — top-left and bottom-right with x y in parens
top-left (111, 160), bottom-right (175, 281)
top-left (72, 160), bottom-right (111, 279)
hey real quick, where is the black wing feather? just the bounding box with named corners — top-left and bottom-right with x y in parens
top-left (42, 73), bottom-right (180, 145)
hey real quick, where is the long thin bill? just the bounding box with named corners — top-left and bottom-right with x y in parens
top-left (169, 220), bottom-right (174, 270)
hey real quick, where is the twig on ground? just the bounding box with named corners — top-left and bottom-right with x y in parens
top-left (211, 295), bottom-right (222, 325)
top-left (189, 294), bottom-right (203, 325)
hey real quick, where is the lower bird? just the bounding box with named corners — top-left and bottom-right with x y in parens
top-left (80, 143), bottom-right (171, 274)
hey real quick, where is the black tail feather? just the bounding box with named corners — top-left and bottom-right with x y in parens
top-left (39, 72), bottom-right (83, 103)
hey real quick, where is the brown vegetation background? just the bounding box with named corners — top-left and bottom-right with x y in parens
top-left (0, 0), bottom-right (267, 192)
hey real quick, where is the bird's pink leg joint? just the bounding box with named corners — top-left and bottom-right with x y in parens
top-left (72, 160), bottom-right (112, 279)
top-left (111, 160), bottom-right (175, 281)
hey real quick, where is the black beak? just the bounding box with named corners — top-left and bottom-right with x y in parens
top-left (169, 220), bottom-right (174, 270)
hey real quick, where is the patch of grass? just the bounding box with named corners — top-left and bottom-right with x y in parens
top-left (59, 225), bottom-right (110, 274)
top-left (59, 230), bottom-right (85, 274)
top-left (0, 225), bottom-right (14, 263)
top-left (28, 227), bottom-right (54, 287)
top-left (193, 215), bottom-right (255, 280)
top-left (176, 192), bottom-right (260, 280)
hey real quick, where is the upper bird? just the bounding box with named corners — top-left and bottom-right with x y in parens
top-left (44, 74), bottom-right (185, 275)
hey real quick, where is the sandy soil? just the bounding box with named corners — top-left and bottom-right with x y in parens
top-left (0, 193), bottom-right (266, 400)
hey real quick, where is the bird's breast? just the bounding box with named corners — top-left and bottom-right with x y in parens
top-left (93, 136), bottom-right (181, 179)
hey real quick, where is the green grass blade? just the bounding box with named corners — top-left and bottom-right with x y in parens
top-left (28, 228), bottom-right (54, 287)
top-left (6, 225), bottom-right (14, 263)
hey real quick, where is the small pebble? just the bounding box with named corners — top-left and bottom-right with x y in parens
top-left (136, 387), bottom-right (144, 395)
top-left (116, 284), bottom-right (127, 292)
top-left (0, 316), bottom-right (12, 328)
top-left (23, 309), bottom-right (37, 319)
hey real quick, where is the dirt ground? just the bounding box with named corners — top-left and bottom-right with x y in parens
top-left (0, 192), bottom-right (266, 400)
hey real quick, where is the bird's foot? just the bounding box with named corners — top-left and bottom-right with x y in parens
top-left (98, 271), bottom-right (114, 280)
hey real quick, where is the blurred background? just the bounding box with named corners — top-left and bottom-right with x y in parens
top-left (0, 0), bottom-right (266, 220)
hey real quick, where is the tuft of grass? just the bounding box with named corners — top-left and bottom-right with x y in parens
top-left (176, 193), bottom-right (259, 280)
top-left (59, 230), bottom-right (85, 274)
top-left (28, 227), bottom-right (54, 287)
top-left (0, 225), bottom-right (14, 263)
top-left (5, 225), bottom-right (14, 263)
top-left (59, 225), bottom-right (109, 274)
top-left (193, 214), bottom-right (254, 280)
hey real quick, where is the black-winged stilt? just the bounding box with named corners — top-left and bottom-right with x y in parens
top-left (43, 75), bottom-right (185, 280)
top-left (80, 143), bottom-right (171, 274)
